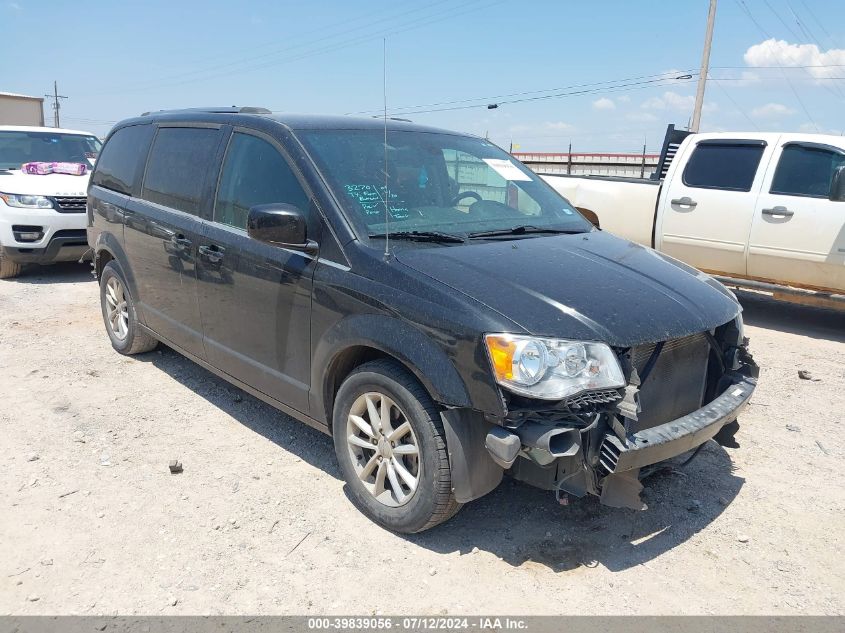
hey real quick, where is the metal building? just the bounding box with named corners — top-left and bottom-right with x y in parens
top-left (0, 92), bottom-right (45, 126)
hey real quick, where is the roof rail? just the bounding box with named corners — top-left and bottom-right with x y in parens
top-left (139, 106), bottom-right (272, 116)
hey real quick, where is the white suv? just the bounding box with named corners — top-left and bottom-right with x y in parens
top-left (0, 125), bottom-right (101, 278)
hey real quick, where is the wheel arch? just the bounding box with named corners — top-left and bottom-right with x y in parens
top-left (92, 233), bottom-right (140, 300)
top-left (311, 315), bottom-right (472, 429)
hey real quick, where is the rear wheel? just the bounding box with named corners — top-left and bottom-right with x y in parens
top-left (332, 359), bottom-right (461, 533)
top-left (99, 261), bottom-right (157, 355)
top-left (0, 249), bottom-right (22, 279)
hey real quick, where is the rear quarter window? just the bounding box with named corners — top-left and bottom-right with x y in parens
top-left (141, 127), bottom-right (220, 215)
top-left (91, 125), bottom-right (154, 196)
top-left (682, 142), bottom-right (765, 192)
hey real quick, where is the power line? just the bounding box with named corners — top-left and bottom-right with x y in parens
top-left (378, 76), bottom-right (697, 116)
top-left (782, 1), bottom-right (845, 100)
top-left (347, 70), bottom-right (697, 116)
top-left (708, 74), bottom-right (760, 130)
top-left (96, 0), bottom-right (454, 94)
top-left (763, 0), bottom-right (802, 41)
top-left (799, 0), bottom-right (838, 47)
top-left (91, 0), bottom-right (500, 96)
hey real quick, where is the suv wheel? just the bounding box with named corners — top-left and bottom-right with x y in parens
top-left (99, 261), bottom-right (158, 355)
top-left (0, 249), bottom-right (22, 279)
top-left (332, 359), bottom-right (461, 533)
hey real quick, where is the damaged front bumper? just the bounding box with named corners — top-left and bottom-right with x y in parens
top-left (600, 374), bottom-right (755, 474)
top-left (596, 371), bottom-right (756, 509)
top-left (484, 345), bottom-right (759, 510)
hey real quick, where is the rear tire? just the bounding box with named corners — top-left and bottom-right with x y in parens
top-left (99, 261), bottom-right (158, 355)
top-left (0, 249), bottom-right (22, 279)
top-left (332, 359), bottom-right (461, 533)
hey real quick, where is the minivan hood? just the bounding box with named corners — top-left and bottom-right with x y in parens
top-left (395, 231), bottom-right (740, 347)
top-left (0, 170), bottom-right (90, 197)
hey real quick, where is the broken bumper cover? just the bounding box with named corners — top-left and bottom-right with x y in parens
top-left (600, 374), bottom-right (757, 474)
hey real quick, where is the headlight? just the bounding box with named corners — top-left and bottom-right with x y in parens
top-left (0, 192), bottom-right (55, 209)
top-left (485, 333), bottom-right (625, 400)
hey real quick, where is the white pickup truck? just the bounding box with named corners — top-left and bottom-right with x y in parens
top-left (542, 129), bottom-right (845, 309)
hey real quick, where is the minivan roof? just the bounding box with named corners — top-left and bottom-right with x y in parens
top-left (123, 108), bottom-right (475, 138)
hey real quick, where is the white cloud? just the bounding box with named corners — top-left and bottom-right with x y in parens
top-left (750, 102), bottom-right (795, 118)
top-left (625, 111), bottom-right (658, 123)
top-left (592, 97), bottom-right (616, 111)
top-left (798, 122), bottom-right (843, 135)
top-left (641, 90), bottom-right (716, 113)
top-left (744, 38), bottom-right (845, 78)
top-left (5, 1), bottom-right (21, 11)
top-left (544, 121), bottom-right (575, 132)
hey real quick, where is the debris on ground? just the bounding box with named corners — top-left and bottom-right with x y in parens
top-left (798, 370), bottom-right (820, 381)
top-left (168, 460), bottom-right (183, 474)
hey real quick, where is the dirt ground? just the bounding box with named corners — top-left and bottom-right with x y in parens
top-left (1, 262), bottom-right (843, 616)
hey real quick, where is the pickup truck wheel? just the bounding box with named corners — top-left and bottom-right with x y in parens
top-left (332, 359), bottom-right (461, 533)
top-left (0, 249), bottom-right (22, 279)
top-left (99, 262), bottom-right (158, 355)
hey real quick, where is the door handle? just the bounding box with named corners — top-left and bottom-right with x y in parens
top-left (762, 206), bottom-right (794, 217)
top-left (198, 244), bottom-right (225, 263)
top-left (670, 196), bottom-right (697, 208)
top-left (170, 234), bottom-right (192, 248)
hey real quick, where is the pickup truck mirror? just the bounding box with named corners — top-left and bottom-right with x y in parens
top-left (830, 165), bottom-right (845, 202)
top-left (247, 203), bottom-right (318, 253)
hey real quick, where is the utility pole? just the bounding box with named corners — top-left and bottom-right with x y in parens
top-left (691, 0), bottom-right (717, 132)
top-left (44, 81), bottom-right (67, 128)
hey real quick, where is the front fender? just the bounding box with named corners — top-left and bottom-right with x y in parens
top-left (310, 313), bottom-right (472, 426)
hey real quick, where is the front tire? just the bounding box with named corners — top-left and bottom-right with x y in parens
top-left (99, 261), bottom-right (158, 355)
top-left (0, 249), bottom-right (22, 279)
top-left (332, 360), bottom-right (461, 533)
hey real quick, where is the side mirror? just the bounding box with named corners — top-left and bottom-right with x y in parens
top-left (247, 203), bottom-right (317, 253)
top-left (830, 165), bottom-right (845, 202)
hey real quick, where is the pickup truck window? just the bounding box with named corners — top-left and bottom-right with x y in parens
top-left (297, 129), bottom-right (590, 240)
top-left (770, 143), bottom-right (845, 198)
top-left (214, 132), bottom-right (310, 230)
top-left (141, 127), bottom-right (220, 216)
top-left (682, 142), bottom-right (765, 192)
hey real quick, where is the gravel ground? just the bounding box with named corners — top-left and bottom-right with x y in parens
top-left (1, 262), bottom-right (843, 615)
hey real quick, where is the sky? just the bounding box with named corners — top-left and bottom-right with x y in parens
top-left (3, 0), bottom-right (844, 153)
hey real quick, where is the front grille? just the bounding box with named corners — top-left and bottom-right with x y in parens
top-left (53, 196), bottom-right (87, 213)
top-left (629, 332), bottom-right (710, 432)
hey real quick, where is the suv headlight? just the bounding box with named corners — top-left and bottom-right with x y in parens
top-left (485, 334), bottom-right (625, 400)
top-left (0, 193), bottom-right (55, 209)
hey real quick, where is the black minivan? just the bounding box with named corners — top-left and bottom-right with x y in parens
top-left (87, 107), bottom-right (758, 532)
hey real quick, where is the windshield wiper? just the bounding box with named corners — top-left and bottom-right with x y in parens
top-left (468, 225), bottom-right (587, 239)
top-left (368, 230), bottom-right (465, 244)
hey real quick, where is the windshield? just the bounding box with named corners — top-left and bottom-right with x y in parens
top-left (0, 131), bottom-right (102, 170)
top-left (296, 129), bottom-right (592, 241)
